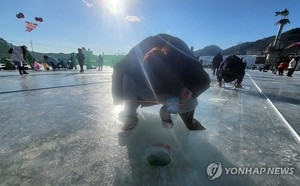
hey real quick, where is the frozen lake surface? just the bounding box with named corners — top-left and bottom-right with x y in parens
top-left (0, 68), bottom-right (299, 185)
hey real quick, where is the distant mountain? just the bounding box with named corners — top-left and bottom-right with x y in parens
top-left (194, 45), bottom-right (222, 56)
top-left (195, 27), bottom-right (300, 56)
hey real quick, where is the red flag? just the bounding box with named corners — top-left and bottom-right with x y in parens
top-left (25, 21), bottom-right (38, 32)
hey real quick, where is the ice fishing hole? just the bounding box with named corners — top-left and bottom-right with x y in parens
top-left (146, 146), bottom-right (171, 167)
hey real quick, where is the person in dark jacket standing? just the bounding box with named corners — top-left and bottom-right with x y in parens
top-left (112, 34), bottom-right (210, 132)
top-left (76, 48), bottom-right (85, 73)
top-left (212, 52), bottom-right (223, 75)
top-left (98, 54), bottom-right (104, 71)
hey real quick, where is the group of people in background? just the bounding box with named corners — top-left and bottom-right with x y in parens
top-left (210, 52), bottom-right (299, 89)
top-left (272, 55), bottom-right (300, 77)
top-left (8, 44), bottom-right (298, 81)
top-left (9, 46), bottom-right (105, 75)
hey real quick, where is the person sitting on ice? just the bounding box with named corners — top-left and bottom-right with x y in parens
top-left (43, 55), bottom-right (60, 70)
top-left (112, 34), bottom-right (210, 132)
top-left (33, 61), bottom-right (42, 71)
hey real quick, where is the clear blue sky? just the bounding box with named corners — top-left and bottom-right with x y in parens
top-left (0, 0), bottom-right (299, 55)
